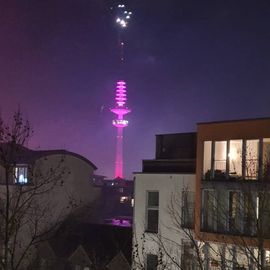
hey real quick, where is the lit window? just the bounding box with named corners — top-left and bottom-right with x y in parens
top-left (245, 140), bottom-right (259, 179)
top-left (146, 191), bottom-right (159, 233)
top-left (146, 254), bottom-right (158, 270)
top-left (266, 250), bottom-right (270, 266)
top-left (203, 139), bottom-right (262, 181)
top-left (14, 166), bottom-right (28, 184)
top-left (214, 141), bottom-right (227, 179)
top-left (131, 198), bottom-right (134, 207)
top-left (203, 141), bottom-right (212, 179)
top-left (229, 140), bottom-right (242, 178)
top-left (119, 187), bottom-right (124, 193)
top-left (263, 138), bottom-right (270, 181)
top-left (120, 196), bottom-right (128, 203)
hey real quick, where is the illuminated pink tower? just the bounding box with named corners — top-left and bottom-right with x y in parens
top-left (110, 80), bottom-right (131, 178)
top-left (110, 3), bottom-right (132, 179)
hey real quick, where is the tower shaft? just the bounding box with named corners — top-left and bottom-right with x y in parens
top-left (115, 127), bottom-right (123, 178)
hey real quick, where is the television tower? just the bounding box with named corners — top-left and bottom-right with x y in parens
top-left (110, 4), bottom-right (132, 179)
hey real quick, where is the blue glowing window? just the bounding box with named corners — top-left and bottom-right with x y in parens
top-left (15, 166), bottom-right (28, 184)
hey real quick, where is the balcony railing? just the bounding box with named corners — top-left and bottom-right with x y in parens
top-left (201, 216), bottom-right (259, 237)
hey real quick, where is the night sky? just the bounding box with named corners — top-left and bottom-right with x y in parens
top-left (1, 0), bottom-right (270, 178)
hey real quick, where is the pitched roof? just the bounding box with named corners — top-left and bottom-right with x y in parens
top-left (0, 143), bottom-right (97, 169)
top-left (68, 245), bottom-right (92, 266)
top-left (48, 222), bottom-right (132, 260)
top-left (106, 251), bottom-right (130, 270)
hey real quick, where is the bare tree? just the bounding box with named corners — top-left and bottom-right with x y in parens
top-left (198, 150), bottom-right (270, 270)
top-left (132, 186), bottom-right (206, 270)
top-left (133, 178), bottom-right (270, 270)
top-left (0, 111), bottom-right (71, 270)
top-left (132, 231), bottom-right (173, 270)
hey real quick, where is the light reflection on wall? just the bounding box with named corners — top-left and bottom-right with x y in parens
top-left (111, 218), bottom-right (131, 227)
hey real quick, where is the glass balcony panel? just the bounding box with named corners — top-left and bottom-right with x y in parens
top-left (214, 141), bottom-right (227, 180)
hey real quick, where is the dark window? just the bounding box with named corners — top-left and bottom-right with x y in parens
top-left (228, 191), bottom-right (257, 236)
top-left (229, 191), bottom-right (241, 232)
top-left (148, 192), bottom-right (159, 207)
top-left (181, 240), bottom-right (199, 270)
top-left (260, 192), bottom-right (270, 237)
top-left (243, 193), bottom-right (256, 235)
top-left (202, 190), bottom-right (216, 231)
top-left (146, 254), bottom-right (158, 270)
top-left (146, 191), bottom-right (159, 233)
top-left (182, 191), bottom-right (195, 228)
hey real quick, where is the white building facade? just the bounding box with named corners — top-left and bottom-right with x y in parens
top-left (132, 133), bottom-right (198, 270)
top-left (133, 173), bottom-right (196, 270)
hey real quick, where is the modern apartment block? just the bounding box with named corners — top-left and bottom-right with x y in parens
top-left (133, 117), bottom-right (270, 270)
top-left (196, 118), bottom-right (270, 268)
top-left (133, 133), bottom-right (197, 269)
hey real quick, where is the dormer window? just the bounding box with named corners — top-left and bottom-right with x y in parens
top-left (14, 166), bottom-right (28, 184)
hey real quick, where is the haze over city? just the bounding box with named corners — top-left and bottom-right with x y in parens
top-left (1, 0), bottom-right (270, 178)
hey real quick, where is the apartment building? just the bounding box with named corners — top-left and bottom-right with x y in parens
top-left (0, 144), bottom-right (100, 269)
top-left (196, 118), bottom-right (270, 269)
top-left (133, 133), bottom-right (197, 269)
top-left (133, 117), bottom-right (270, 270)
